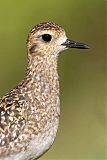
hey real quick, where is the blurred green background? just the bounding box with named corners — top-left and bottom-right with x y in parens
top-left (0, 0), bottom-right (106, 159)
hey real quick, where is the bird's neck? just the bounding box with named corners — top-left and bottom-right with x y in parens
top-left (26, 54), bottom-right (59, 88)
top-left (20, 54), bottom-right (60, 112)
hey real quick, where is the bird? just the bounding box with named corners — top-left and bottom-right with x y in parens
top-left (0, 22), bottom-right (89, 160)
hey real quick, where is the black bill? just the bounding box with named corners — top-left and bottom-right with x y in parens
top-left (62, 39), bottom-right (90, 49)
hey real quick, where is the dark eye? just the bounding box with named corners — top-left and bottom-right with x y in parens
top-left (42, 34), bottom-right (52, 42)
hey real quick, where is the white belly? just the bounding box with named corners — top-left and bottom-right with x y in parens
top-left (1, 120), bottom-right (59, 160)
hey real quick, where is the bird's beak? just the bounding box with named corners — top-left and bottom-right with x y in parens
top-left (61, 39), bottom-right (90, 49)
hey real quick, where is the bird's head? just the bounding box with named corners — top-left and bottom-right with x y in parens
top-left (27, 22), bottom-right (89, 58)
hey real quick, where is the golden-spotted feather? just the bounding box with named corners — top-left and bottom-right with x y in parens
top-left (0, 89), bottom-right (27, 147)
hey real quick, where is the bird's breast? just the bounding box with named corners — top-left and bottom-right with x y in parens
top-left (1, 118), bottom-right (59, 160)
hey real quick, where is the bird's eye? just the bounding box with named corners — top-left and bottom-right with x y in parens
top-left (42, 34), bottom-right (52, 42)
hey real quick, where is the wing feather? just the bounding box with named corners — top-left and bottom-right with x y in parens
top-left (0, 90), bottom-right (27, 147)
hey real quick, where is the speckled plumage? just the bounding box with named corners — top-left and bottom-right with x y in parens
top-left (0, 22), bottom-right (89, 160)
top-left (0, 22), bottom-right (65, 160)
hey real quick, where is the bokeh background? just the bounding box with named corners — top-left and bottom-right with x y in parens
top-left (0, 0), bottom-right (106, 159)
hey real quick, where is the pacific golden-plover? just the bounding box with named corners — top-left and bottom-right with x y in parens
top-left (0, 22), bottom-right (89, 160)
